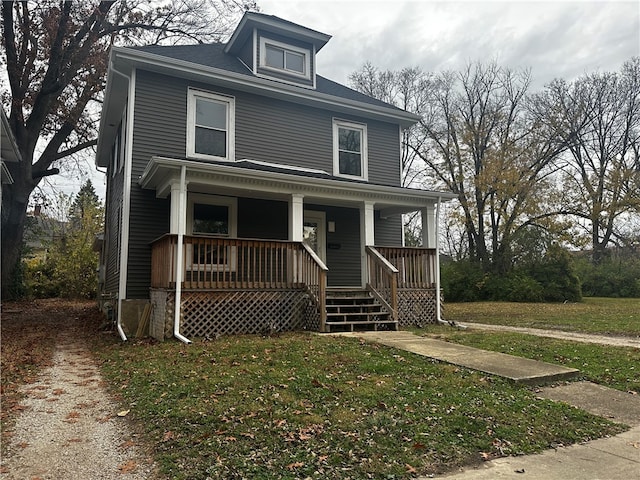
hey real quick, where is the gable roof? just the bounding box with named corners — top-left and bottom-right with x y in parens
top-left (225, 11), bottom-right (331, 55)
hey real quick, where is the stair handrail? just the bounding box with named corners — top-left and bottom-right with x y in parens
top-left (365, 246), bottom-right (398, 322)
top-left (300, 243), bottom-right (328, 332)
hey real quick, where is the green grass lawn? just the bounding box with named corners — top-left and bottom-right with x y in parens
top-left (443, 297), bottom-right (640, 336)
top-left (416, 327), bottom-right (640, 393)
top-left (96, 333), bottom-right (625, 479)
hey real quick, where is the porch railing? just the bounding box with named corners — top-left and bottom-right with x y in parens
top-left (374, 246), bottom-right (437, 289)
top-left (150, 234), bottom-right (327, 326)
top-left (365, 246), bottom-right (399, 321)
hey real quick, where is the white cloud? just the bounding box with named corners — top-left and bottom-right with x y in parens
top-left (260, 0), bottom-right (640, 89)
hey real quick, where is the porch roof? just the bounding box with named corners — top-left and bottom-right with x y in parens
top-left (139, 156), bottom-right (456, 214)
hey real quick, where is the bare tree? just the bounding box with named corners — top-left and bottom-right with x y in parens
top-left (532, 57), bottom-right (640, 264)
top-left (1, 0), bottom-right (256, 298)
top-left (416, 62), bottom-right (566, 272)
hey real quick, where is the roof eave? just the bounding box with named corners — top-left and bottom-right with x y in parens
top-left (140, 156), bottom-right (457, 205)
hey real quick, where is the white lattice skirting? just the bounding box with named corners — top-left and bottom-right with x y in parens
top-left (151, 288), bottom-right (319, 340)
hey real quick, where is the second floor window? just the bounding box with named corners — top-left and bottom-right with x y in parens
top-left (260, 38), bottom-right (310, 80)
top-left (187, 89), bottom-right (235, 161)
top-left (333, 120), bottom-right (368, 180)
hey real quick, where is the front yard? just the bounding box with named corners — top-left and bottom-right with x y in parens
top-left (443, 297), bottom-right (640, 336)
top-left (3, 298), bottom-right (637, 479)
top-left (95, 332), bottom-right (625, 479)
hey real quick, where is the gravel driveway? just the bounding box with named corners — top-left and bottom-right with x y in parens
top-left (1, 332), bottom-right (158, 479)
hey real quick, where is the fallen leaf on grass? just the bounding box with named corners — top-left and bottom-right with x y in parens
top-left (162, 431), bottom-right (175, 442)
top-left (117, 409), bottom-right (130, 417)
top-left (286, 462), bottom-right (304, 470)
top-left (405, 464), bottom-right (417, 474)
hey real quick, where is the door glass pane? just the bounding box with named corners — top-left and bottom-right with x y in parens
top-left (303, 221), bottom-right (318, 253)
top-left (193, 203), bottom-right (229, 235)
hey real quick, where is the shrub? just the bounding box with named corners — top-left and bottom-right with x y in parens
top-left (575, 255), bottom-right (640, 298)
top-left (441, 260), bottom-right (484, 302)
top-left (442, 245), bottom-right (582, 303)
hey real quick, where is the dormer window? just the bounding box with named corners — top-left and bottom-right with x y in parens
top-left (260, 38), bottom-right (310, 80)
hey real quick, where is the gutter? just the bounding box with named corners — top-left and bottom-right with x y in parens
top-left (173, 165), bottom-right (192, 344)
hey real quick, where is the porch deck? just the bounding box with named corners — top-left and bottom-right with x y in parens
top-left (150, 235), bottom-right (439, 339)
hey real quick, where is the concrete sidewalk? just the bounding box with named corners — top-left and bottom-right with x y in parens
top-left (341, 330), bottom-right (640, 480)
top-left (353, 330), bottom-right (579, 385)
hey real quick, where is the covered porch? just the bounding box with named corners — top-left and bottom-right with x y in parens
top-left (140, 156), bottom-right (452, 340)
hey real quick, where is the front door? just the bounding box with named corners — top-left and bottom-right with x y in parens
top-left (303, 210), bottom-right (326, 264)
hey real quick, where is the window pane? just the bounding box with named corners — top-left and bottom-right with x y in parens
top-left (285, 51), bottom-right (304, 73)
top-left (193, 204), bottom-right (229, 235)
top-left (265, 45), bottom-right (284, 68)
top-left (196, 98), bottom-right (226, 130)
top-left (339, 151), bottom-right (362, 176)
top-left (195, 127), bottom-right (226, 157)
top-left (339, 128), bottom-right (361, 153)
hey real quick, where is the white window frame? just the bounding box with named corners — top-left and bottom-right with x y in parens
top-left (259, 37), bottom-right (311, 80)
top-left (187, 194), bottom-right (238, 272)
top-left (332, 119), bottom-right (368, 181)
top-left (186, 88), bottom-right (235, 162)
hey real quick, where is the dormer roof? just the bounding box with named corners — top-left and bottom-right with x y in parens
top-left (224, 11), bottom-right (331, 56)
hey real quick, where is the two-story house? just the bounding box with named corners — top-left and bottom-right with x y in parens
top-left (96, 12), bottom-right (455, 342)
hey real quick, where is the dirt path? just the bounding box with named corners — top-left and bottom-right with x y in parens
top-left (458, 322), bottom-right (640, 348)
top-left (1, 332), bottom-right (157, 479)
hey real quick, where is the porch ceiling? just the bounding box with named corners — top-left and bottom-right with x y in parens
top-left (139, 156), bottom-right (456, 211)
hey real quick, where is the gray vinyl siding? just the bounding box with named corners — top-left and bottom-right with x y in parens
top-left (238, 198), bottom-right (288, 239)
top-left (103, 160), bottom-right (124, 294)
top-left (375, 213), bottom-right (403, 246)
top-left (125, 70), bottom-right (174, 298)
top-left (238, 38), bottom-right (254, 71)
top-left (131, 70), bottom-right (403, 186)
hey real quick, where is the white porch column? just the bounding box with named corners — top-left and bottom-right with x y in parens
top-left (421, 203), bottom-right (437, 248)
top-left (360, 201), bottom-right (375, 288)
top-left (362, 201), bottom-right (375, 246)
top-left (289, 193), bottom-right (304, 241)
top-left (169, 180), bottom-right (188, 235)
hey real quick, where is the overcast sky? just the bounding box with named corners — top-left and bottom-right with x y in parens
top-left (260, 0), bottom-right (639, 90)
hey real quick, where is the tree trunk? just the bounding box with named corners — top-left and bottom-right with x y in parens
top-left (1, 171), bottom-right (34, 299)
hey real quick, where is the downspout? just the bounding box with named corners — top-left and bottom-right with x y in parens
top-left (435, 196), bottom-right (444, 324)
top-left (173, 165), bottom-right (192, 344)
top-left (435, 197), bottom-right (464, 328)
top-left (112, 64), bottom-right (135, 341)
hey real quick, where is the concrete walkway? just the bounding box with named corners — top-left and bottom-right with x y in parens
top-left (353, 331), bottom-right (579, 385)
top-left (341, 330), bottom-right (640, 480)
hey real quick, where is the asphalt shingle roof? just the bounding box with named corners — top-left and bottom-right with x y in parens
top-left (131, 43), bottom-right (405, 112)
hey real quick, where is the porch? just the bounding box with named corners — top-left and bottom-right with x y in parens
top-left (150, 235), bottom-right (439, 338)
